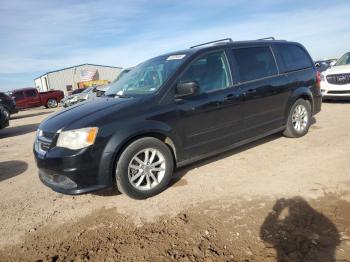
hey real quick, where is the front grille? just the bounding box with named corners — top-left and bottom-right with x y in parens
top-left (40, 142), bottom-right (51, 151)
top-left (328, 90), bottom-right (350, 94)
top-left (326, 74), bottom-right (350, 85)
top-left (36, 130), bottom-right (56, 154)
top-left (42, 131), bottom-right (55, 139)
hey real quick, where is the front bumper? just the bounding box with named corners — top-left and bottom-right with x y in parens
top-left (34, 145), bottom-right (115, 195)
top-left (321, 81), bottom-right (350, 98)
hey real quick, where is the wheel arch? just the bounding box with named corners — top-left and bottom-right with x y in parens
top-left (284, 87), bottom-right (314, 120)
top-left (103, 122), bottom-right (182, 183)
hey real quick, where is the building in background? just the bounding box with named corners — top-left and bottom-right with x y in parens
top-left (34, 64), bottom-right (122, 95)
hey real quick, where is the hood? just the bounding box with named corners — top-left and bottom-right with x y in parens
top-left (39, 96), bottom-right (140, 133)
top-left (323, 64), bottom-right (350, 75)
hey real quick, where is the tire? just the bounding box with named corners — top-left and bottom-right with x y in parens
top-left (116, 137), bottom-right (174, 199)
top-left (47, 99), bottom-right (58, 108)
top-left (283, 99), bottom-right (311, 138)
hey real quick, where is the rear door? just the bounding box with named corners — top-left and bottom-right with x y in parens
top-left (231, 45), bottom-right (290, 138)
top-left (171, 50), bottom-right (245, 158)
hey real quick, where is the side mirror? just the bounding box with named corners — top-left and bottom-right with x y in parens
top-left (176, 81), bottom-right (199, 98)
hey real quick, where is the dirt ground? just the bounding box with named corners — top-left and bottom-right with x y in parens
top-left (0, 102), bottom-right (350, 261)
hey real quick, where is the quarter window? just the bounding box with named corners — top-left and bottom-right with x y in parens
top-left (178, 51), bottom-right (231, 93)
top-left (233, 47), bottom-right (278, 82)
top-left (276, 44), bottom-right (312, 72)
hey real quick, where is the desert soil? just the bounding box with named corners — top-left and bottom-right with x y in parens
top-left (0, 102), bottom-right (350, 261)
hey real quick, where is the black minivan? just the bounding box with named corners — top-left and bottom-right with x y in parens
top-left (34, 38), bottom-right (322, 199)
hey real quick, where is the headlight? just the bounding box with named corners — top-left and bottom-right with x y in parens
top-left (56, 127), bottom-right (98, 150)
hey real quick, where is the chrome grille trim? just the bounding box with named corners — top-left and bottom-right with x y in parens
top-left (326, 73), bottom-right (350, 85)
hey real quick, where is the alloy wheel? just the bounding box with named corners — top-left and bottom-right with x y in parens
top-left (127, 148), bottom-right (166, 191)
top-left (292, 104), bottom-right (308, 132)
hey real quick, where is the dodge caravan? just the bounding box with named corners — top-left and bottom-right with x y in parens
top-left (34, 38), bottom-right (322, 199)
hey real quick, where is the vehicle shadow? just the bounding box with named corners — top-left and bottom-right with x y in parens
top-left (92, 186), bottom-right (122, 197)
top-left (11, 111), bottom-right (54, 120)
top-left (170, 118), bottom-right (317, 187)
top-left (260, 197), bottom-right (340, 262)
top-left (170, 132), bottom-right (282, 187)
top-left (0, 123), bottom-right (39, 138)
top-left (0, 160), bottom-right (28, 182)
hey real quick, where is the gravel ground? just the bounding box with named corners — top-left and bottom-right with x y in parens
top-left (0, 102), bottom-right (349, 261)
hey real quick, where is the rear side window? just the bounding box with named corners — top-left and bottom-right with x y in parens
top-left (25, 90), bottom-right (37, 97)
top-left (232, 47), bottom-right (277, 82)
top-left (13, 92), bottom-right (24, 100)
top-left (276, 44), bottom-right (312, 72)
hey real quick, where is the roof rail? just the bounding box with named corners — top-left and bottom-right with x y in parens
top-left (257, 37), bottom-right (276, 40)
top-left (190, 38), bottom-right (233, 49)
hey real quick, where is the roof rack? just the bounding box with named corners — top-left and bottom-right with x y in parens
top-left (190, 38), bottom-right (233, 49)
top-left (257, 37), bottom-right (276, 40)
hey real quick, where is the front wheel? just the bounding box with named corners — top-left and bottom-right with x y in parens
top-left (47, 99), bottom-right (58, 108)
top-left (116, 137), bottom-right (174, 199)
top-left (283, 99), bottom-right (311, 138)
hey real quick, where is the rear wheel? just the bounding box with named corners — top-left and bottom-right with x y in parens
top-left (283, 99), bottom-right (311, 138)
top-left (115, 137), bottom-right (174, 199)
top-left (47, 99), bottom-right (58, 108)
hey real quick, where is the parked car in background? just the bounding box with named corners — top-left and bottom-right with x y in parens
top-left (60, 88), bottom-right (88, 108)
top-left (315, 59), bottom-right (336, 72)
top-left (11, 88), bottom-right (64, 109)
top-left (34, 38), bottom-right (322, 199)
top-left (71, 88), bottom-right (87, 95)
top-left (0, 92), bottom-right (18, 119)
top-left (0, 103), bottom-right (9, 129)
top-left (320, 52), bottom-right (350, 99)
top-left (62, 86), bottom-right (109, 107)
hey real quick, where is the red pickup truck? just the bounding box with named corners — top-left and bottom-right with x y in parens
top-left (11, 88), bottom-right (64, 109)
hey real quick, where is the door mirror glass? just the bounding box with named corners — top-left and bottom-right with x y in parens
top-left (176, 81), bottom-right (199, 98)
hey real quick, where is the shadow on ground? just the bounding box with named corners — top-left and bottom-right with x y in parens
top-left (0, 160), bottom-right (28, 182)
top-left (170, 132), bottom-right (282, 188)
top-left (260, 197), bottom-right (340, 262)
top-left (170, 117), bottom-right (317, 189)
top-left (0, 123), bottom-right (39, 138)
top-left (11, 111), bottom-right (54, 120)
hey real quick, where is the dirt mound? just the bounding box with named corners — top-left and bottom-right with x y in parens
top-left (0, 194), bottom-right (349, 262)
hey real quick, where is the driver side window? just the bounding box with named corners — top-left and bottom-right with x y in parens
top-left (178, 51), bottom-right (231, 93)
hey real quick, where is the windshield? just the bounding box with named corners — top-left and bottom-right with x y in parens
top-left (105, 54), bottom-right (186, 96)
top-left (335, 53), bottom-right (350, 66)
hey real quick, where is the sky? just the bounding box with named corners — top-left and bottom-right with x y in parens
top-left (0, 0), bottom-right (349, 91)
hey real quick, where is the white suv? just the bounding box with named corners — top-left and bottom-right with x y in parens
top-left (320, 52), bottom-right (350, 99)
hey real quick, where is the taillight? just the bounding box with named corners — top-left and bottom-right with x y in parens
top-left (316, 71), bottom-right (321, 88)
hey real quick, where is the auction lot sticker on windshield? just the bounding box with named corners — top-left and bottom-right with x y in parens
top-left (166, 54), bottom-right (186, 60)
